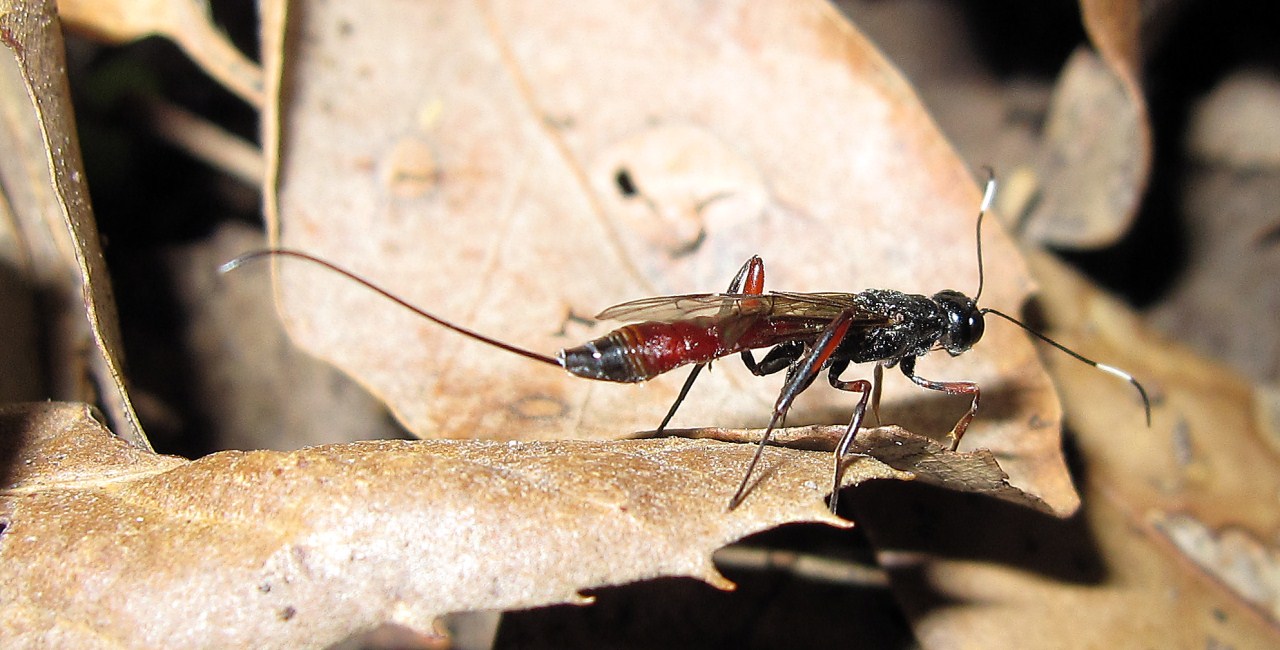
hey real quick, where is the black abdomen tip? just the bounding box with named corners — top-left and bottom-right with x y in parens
top-left (558, 334), bottom-right (645, 383)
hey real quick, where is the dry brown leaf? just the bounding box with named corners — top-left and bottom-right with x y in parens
top-left (1013, 0), bottom-right (1157, 248)
top-left (0, 0), bottom-right (148, 450)
top-left (259, 0), bottom-right (1075, 512)
top-left (1149, 70), bottom-right (1280, 383)
top-left (1002, 0), bottom-right (1151, 249)
top-left (686, 424), bottom-right (1052, 514)
top-left (1014, 46), bottom-right (1150, 249)
top-left (856, 253), bottom-right (1280, 648)
top-left (0, 3), bottom-right (77, 406)
top-left (1187, 69), bottom-right (1280, 169)
top-left (56, 0), bottom-right (263, 106)
top-left (0, 401), bottom-right (1065, 647)
top-left (1035, 253), bottom-right (1280, 627)
top-left (0, 401), bottom-right (860, 647)
top-left (839, 1), bottom-right (1151, 250)
top-left (1018, 0), bottom-right (1152, 248)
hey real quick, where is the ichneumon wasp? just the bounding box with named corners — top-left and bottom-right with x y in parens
top-left (222, 172), bottom-right (1151, 513)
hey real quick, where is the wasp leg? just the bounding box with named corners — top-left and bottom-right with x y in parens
top-left (870, 361), bottom-right (884, 427)
top-left (655, 256), bottom-right (767, 434)
top-left (655, 364), bottom-right (702, 434)
top-left (729, 310), bottom-right (857, 510)
top-left (898, 356), bottom-right (980, 451)
top-left (826, 358), bottom-right (873, 514)
top-left (741, 340), bottom-right (805, 376)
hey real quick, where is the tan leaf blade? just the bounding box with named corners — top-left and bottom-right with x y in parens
top-left (2, 402), bottom-right (875, 648)
top-left (1010, 0), bottom-right (1151, 249)
top-left (0, 402), bottom-right (1061, 647)
top-left (259, 0), bottom-right (1075, 513)
top-left (0, 0), bottom-right (148, 450)
top-left (684, 425), bottom-right (1051, 514)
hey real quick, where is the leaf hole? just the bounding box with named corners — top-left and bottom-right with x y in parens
top-left (615, 167), bottom-right (638, 198)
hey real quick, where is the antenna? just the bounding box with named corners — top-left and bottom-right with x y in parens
top-left (973, 167), bottom-right (997, 303)
top-left (970, 168), bottom-right (1151, 426)
top-left (981, 308), bottom-right (1152, 425)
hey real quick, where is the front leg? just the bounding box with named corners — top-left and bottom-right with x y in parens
top-left (899, 355), bottom-right (980, 451)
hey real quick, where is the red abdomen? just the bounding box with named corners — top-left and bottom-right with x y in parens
top-left (556, 317), bottom-right (819, 383)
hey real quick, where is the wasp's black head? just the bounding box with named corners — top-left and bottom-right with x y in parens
top-left (933, 290), bottom-right (984, 355)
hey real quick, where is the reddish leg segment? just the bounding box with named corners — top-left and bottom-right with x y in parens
top-left (898, 355), bottom-right (980, 450)
top-left (728, 309), bottom-right (858, 510)
top-left (826, 359), bottom-right (873, 514)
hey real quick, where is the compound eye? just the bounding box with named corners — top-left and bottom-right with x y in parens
top-left (967, 310), bottom-right (985, 345)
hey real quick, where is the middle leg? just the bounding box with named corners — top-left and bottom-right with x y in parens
top-left (655, 255), bottom-right (766, 433)
top-left (826, 359), bottom-right (873, 514)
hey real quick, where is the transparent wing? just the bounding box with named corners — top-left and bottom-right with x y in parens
top-left (595, 291), bottom-right (886, 324)
top-left (768, 292), bottom-right (882, 319)
top-left (594, 294), bottom-right (757, 322)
